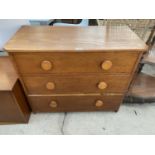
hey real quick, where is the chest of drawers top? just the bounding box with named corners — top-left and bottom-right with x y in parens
top-left (4, 26), bottom-right (147, 52)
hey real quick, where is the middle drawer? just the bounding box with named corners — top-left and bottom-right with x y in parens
top-left (22, 74), bottom-right (131, 94)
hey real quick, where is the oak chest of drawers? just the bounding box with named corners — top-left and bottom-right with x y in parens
top-left (4, 26), bottom-right (147, 112)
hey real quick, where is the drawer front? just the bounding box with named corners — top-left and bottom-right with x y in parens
top-left (28, 95), bottom-right (123, 112)
top-left (13, 52), bottom-right (139, 74)
top-left (23, 74), bottom-right (131, 94)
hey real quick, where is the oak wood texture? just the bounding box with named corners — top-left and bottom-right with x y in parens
top-left (4, 26), bottom-right (147, 112)
top-left (46, 82), bottom-right (55, 90)
top-left (95, 100), bottom-right (104, 107)
top-left (0, 57), bottom-right (30, 123)
top-left (28, 94), bottom-right (123, 112)
top-left (128, 73), bottom-right (155, 99)
top-left (98, 81), bottom-right (108, 90)
top-left (4, 26), bottom-right (148, 52)
top-left (41, 60), bottom-right (53, 71)
top-left (0, 57), bottom-right (18, 91)
top-left (101, 60), bottom-right (113, 70)
top-left (49, 101), bottom-right (57, 108)
top-left (13, 52), bottom-right (139, 74)
top-left (0, 91), bottom-right (26, 123)
top-left (22, 74), bottom-right (131, 94)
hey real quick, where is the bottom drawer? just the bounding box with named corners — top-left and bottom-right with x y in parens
top-left (28, 94), bottom-right (124, 112)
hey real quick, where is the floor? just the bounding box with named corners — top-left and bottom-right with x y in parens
top-left (1, 102), bottom-right (155, 135)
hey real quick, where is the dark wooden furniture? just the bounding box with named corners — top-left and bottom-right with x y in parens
top-left (0, 57), bottom-right (30, 123)
top-left (125, 25), bottom-right (155, 103)
top-left (4, 26), bottom-right (147, 112)
top-left (127, 73), bottom-right (155, 102)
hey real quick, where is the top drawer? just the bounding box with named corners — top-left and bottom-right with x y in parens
top-left (13, 52), bottom-right (139, 74)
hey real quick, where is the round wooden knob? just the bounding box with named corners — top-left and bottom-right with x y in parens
top-left (101, 60), bottom-right (112, 70)
top-left (41, 60), bottom-right (52, 71)
top-left (98, 81), bottom-right (107, 90)
top-left (46, 82), bottom-right (55, 90)
top-left (95, 100), bottom-right (104, 107)
top-left (49, 101), bottom-right (57, 108)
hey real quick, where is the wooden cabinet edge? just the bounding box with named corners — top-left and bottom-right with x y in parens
top-left (12, 80), bottom-right (31, 123)
top-left (126, 52), bottom-right (144, 94)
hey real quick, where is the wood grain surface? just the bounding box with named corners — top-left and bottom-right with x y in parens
top-left (4, 26), bottom-right (147, 112)
top-left (128, 73), bottom-right (155, 99)
top-left (13, 52), bottom-right (139, 74)
top-left (0, 57), bottom-right (18, 91)
top-left (4, 26), bottom-right (148, 52)
top-left (0, 57), bottom-right (30, 123)
top-left (28, 94), bottom-right (123, 112)
top-left (22, 74), bottom-right (131, 94)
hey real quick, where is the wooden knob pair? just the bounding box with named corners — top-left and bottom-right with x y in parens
top-left (41, 60), bottom-right (112, 71)
top-left (41, 60), bottom-right (52, 71)
top-left (50, 100), bottom-right (103, 108)
top-left (101, 60), bottom-right (112, 70)
top-left (49, 101), bottom-right (57, 108)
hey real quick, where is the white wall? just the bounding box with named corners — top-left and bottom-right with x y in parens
top-left (0, 19), bottom-right (30, 51)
